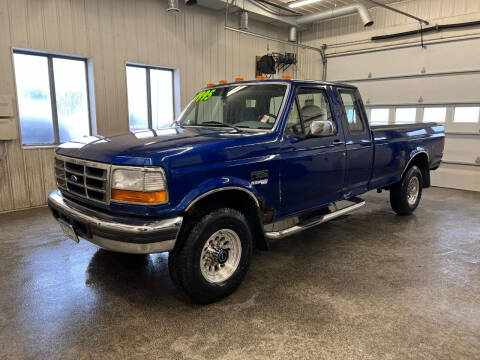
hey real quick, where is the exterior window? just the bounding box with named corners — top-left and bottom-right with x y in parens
top-left (423, 107), bottom-right (446, 123)
top-left (285, 87), bottom-right (332, 137)
top-left (13, 51), bottom-right (91, 145)
top-left (370, 108), bottom-right (389, 126)
top-left (395, 108), bottom-right (416, 124)
top-left (453, 106), bottom-right (479, 123)
top-left (126, 64), bottom-right (175, 131)
top-left (339, 90), bottom-right (364, 133)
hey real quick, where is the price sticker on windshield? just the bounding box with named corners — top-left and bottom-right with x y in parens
top-left (260, 115), bottom-right (270, 123)
top-left (194, 89), bottom-right (216, 102)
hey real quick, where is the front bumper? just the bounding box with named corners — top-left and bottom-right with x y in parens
top-left (48, 190), bottom-right (183, 254)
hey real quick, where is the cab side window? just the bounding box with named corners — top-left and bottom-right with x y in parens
top-left (339, 90), bottom-right (365, 133)
top-left (285, 87), bottom-right (333, 137)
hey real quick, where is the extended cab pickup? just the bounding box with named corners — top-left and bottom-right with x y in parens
top-left (48, 79), bottom-right (445, 303)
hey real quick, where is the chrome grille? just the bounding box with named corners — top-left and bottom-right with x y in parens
top-left (55, 155), bottom-right (111, 204)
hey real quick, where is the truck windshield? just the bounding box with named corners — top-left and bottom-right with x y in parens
top-left (177, 84), bottom-right (287, 130)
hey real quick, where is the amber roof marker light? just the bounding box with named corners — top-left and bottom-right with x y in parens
top-left (281, 75), bottom-right (293, 79)
top-left (235, 77), bottom-right (245, 82)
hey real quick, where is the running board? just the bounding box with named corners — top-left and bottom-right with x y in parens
top-left (264, 197), bottom-right (366, 240)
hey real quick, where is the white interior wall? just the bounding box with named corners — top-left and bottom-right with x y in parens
top-left (0, 0), bottom-right (294, 213)
top-left (297, 0), bottom-right (480, 192)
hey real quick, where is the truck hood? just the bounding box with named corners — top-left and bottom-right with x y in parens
top-left (56, 127), bottom-right (276, 168)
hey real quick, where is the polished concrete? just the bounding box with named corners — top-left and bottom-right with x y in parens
top-left (1, 187), bottom-right (479, 359)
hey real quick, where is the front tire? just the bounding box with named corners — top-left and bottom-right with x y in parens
top-left (390, 165), bottom-right (423, 216)
top-left (169, 208), bottom-right (253, 304)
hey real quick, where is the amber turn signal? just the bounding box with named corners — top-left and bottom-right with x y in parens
top-left (111, 189), bottom-right (167, 203)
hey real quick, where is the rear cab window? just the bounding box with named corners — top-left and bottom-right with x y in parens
top-left (338, 89), bottom-right (366, 134)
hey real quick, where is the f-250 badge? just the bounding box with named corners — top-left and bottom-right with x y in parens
top-left (250, 170), bottom-right (268, 185)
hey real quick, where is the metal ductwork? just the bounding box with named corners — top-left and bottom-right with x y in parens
top-left (295, 4), bottom-right (374, 28)
top-left (239, 11), bottom-right (249, 30)
top-left (211, 1), bottom-right (374, 29)
top-left (167, 0), bottom-right (180, 12)
top-left (288, 26), bottom-right (297, 42)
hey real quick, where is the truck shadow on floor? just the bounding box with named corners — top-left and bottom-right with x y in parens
top-left (85, 249), bottom-right (191, 305)
top-left (83, 199), bottom-right (430, 308)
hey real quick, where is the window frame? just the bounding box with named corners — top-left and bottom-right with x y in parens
top-left (422, 106), bottom-right (447, 123)
top-left (13, 49), bottom-right (92, 146)
top-left (366, 103), bottom-right (480, 134)
top-left (369, 108), bottom-right (390, 126)
top-left (126, 63), bottom-right (176, 130)
top-left (284, 86), bottom-right (335, 138)
top-left (337, 88), bottom-right (366, 134)
top-left (394, 107), bottom-right (417, 125)
top-left (453, 105), bottom-right (480, 123)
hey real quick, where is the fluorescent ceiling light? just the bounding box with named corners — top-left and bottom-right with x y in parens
top-left (288, 0), bottom-right (322, 8)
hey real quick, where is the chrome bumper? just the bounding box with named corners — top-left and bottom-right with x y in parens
top-left (47, 190), bottom-right (183, 254)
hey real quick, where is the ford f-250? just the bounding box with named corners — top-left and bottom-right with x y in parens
top-left (48, 79), bottom-right (445, 303)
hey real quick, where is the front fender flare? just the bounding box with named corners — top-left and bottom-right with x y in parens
top-left (178, 177), bottom-right (261, 213)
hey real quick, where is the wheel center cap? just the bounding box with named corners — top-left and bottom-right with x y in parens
top-left (217, 249), bottom-right (229, 264)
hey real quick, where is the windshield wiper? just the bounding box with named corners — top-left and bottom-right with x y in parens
top-left (200, 121), bottom-right (243, 132)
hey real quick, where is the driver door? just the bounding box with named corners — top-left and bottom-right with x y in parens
top-left (280, 86), bottom-right (346, 214)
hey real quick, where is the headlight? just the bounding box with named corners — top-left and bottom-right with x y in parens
top-left (111, 167), bottom-right (168, 204)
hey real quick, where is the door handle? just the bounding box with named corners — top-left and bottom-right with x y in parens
top-left (333, 140), bottom-right (345, 146)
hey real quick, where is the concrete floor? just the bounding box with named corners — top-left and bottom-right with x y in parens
top-left (1, 187), bottom-right (479, 359)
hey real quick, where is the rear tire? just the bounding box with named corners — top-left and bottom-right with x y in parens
top-left (390, 165), bottom-right (423, 216)
top-left (168, 208), bottom-right (253, 304)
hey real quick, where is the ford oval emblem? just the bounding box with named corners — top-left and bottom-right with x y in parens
top-left (70, 175), bottom-right (78, 183)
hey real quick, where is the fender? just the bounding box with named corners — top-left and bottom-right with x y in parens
top-left (178, 177), bottom-right (261, 213)
top-left (401, 149), bottom-right (429, 177)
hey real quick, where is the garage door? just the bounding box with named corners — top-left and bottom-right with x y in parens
top-left (326, 36), bottom-right (480, 192)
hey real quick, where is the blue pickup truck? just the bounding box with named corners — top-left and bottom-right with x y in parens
top-left (48, 79), bottom-right (445, 303)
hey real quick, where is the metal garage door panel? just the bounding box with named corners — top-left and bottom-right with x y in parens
top-left (432, 164), bottom-right (480, 192)
top-left (346, 73), bottom-right (480, 105)
top-left (327, 37), bottom-right (480, 81)
top-left (444, 137), bottom-right (480, 165)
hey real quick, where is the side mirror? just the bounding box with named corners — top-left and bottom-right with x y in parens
top-left (310, 120), bottom-right (335, 137)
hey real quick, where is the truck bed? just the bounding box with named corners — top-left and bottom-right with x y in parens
top-left (369, 122), bottom-right (445, 191)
